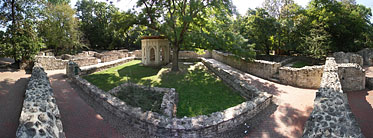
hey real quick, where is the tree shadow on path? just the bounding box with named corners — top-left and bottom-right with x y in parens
top-left (0, 77), bottom-right (29, 138)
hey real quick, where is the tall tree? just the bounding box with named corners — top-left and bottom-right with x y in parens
top-left (240, 8), bottom-right (277, 55)
top-left (39, 2), bottom-right (83, 55)
top-left (76, 0), bottom-right (119, 50)
top-left (0, 0), bottom-right (44, 66)
top-left (136, 0), bottom-right (241, 71)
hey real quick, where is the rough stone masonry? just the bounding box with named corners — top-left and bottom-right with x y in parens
top-left (16, 66), bottom-right (65, 138)
top-left (302, 57), bottom-right (363, 138)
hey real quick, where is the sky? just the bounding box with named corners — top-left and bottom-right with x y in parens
top-left (70, 0), bottom-right (373, 22)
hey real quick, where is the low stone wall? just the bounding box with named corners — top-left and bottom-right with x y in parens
top-left (302, 57), bottom-right (363, 138)
top-left (178, 50), bottom-right (211, 59)
top-left (357, 48), bottom-right (373, 66)
top-left (129, 50), bottom-right (142, 59)
top-left (79, 57), bottom-right (135, 75)
top-left (108, 83), bottom-right (178, 117)
top-left (338, 63), bottom-right (366, 91)
top-left (333, 52), bottom-right (363, 66)
top-left (211, 50), bottom-right (281, 79)
top-left (68, 59), bottom-right (272, 137)
top-left (35, 56), bottom-right (68, 70)
top-left (279, 66), bottom-right (324, 89)
top-left (366, 77), bottom-right (373, 89)
top-left (71, 57), bottom-right (98, 67)
top-left (16, 66), bottom-right (65, 138)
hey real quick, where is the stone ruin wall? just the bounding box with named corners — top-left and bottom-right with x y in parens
top-left (35, 50), bottom-right (130, 70)
top-left (211, 50), bottom-right (365, 91)
top-left (279, 66), bottom-right (324, 89)
top-left (302, 57), bottom-right (363, 138)
top-left (357, 48), bottom-right (373, 66)
top-left (35, 56), bottom-right (68, 70)
top-left (67, 58), bottom-right (272, 137)
top-left (338, 63), bottom-right (366, 91)
top-left (79, 57), bottom-right (135, 75)
top-left (211, 50), bottom-right (281, 80)
top-left (16, 66), bottom-right (65, 138)
top-left (333, 52), bottom-right (364, 66)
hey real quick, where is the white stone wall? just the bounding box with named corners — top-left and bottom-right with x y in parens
top-left (279, 66), bottom-right (324, 89)
top-left (211, 50), bottom-right (281, 80)
top-left (338, 63), bottom-right (366, 91)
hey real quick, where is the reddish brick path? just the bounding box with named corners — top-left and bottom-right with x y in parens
top-left (0, 70), bottom-right (30, 138)
top-left (347, 90), bottom-right (373, 137)
top-left (238, 72), bottom-right (316, 138)
top-left (47, 70), bottom-right (123, 138)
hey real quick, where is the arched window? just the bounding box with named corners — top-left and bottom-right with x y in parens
top-left (150, 47), bottom-right (155, 61)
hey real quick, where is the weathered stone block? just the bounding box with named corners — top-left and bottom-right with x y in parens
top-left (333, 52), bottom-right (363, 66)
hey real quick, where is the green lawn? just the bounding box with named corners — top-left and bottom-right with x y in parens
top-left (83, 60), bottom-right (245, 117)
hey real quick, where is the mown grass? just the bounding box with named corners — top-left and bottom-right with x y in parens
top-left (83, 60), bottom-right (245, 117)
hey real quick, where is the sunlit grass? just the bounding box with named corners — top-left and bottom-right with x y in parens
top-left (83, 60), bottom-right (245, 117)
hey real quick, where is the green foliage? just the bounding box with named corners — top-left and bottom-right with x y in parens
top-left (137, 0), bottom-right (254, 71)
top-left (300, 24), bottom-right (332, 59)
top-left (239, 8), bottom-right (277, 55)
top-left (39, 3), bottom-right (83, 55)
top-left (84, 60), bottom-right (245, 117)
top-left (0, 0), bottom-right (44, 62)
top-left (76, 0), bottom-right (142, 50)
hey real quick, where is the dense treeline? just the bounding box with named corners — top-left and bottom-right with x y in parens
top-left (239, 0), bottom-right (373, 58)
top-left (0, 0), bottom-right (372, 69)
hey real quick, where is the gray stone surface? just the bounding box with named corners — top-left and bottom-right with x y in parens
top-left (302, 57), bottom-right (364, 138)
top-left (16, 66), bottom-right (65, 138)
top-left (333, 52), bottom-right (364, 66)
top-left (69, 59), bottom-right (272, 137)
top-left (35, 56), bottom-right (68, 70)
top-left (338, 63), bottom-right (365, 91)
top-left (279, 65), bottom-right (324, 88)
top-left (357, 48), bottom-right (373, 66)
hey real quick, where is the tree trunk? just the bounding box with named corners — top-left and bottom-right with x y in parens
top-left (11, 0), bottom-right (20, 68)
top-left (171, 44), bottom-right (179, 72)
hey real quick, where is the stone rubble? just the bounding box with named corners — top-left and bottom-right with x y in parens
top-left (333, 51), bottom-right (364, 66)
top-left (16, 66), bottom-right (65, 138)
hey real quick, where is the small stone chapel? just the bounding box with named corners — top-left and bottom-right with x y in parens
top-left (141, 36), bottom-right (170, 66)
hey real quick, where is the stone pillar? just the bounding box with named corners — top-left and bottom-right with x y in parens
top-left (66, 61), bottom-right (80, 78)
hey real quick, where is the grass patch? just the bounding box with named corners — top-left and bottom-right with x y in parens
top-left (83, 60), bottom-right (245, 117)
top-left (115, 86), bottom-right (163, 113)
top-left (291, 61), bottom-right (311, 68)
